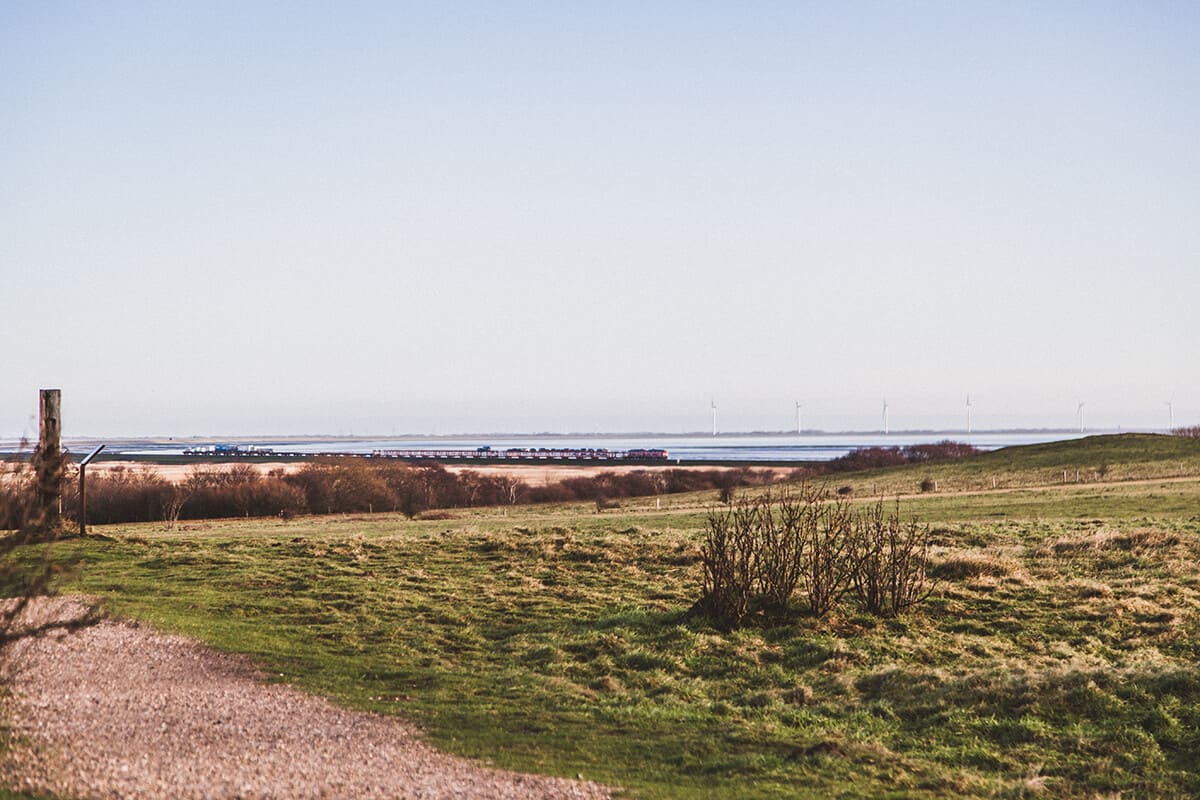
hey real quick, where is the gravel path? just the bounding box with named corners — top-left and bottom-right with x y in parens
top-left (1, 597), bottom-right (613, 800)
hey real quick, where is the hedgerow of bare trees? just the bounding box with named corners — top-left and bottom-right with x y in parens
top-left (43, 462), bottom-right (789, 525)
top-left (697, 487), bottom-right (932, 629)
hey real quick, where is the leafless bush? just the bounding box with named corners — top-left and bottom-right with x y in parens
top-left (799, 493), bottom-right (855, 617)
top-left (825, 441), bottom-right (980, 472)
top-left (0, 460), bottom-right (34, 531)
top-left (1170, 426), bottom-right (1200, 438)
top-left (63, 457), bottom-right (801, 526)
top-left (698, 503), bottom-right (758, 629)
top-left (70, 466), bottom-right (174, 524)
top-left (754, 490), bottom-right (809, 612)
top-left (696, 489), bottom-right (931, 628)
top-left (849, 501), bottom-right (932, 617)
top-left (595, 496), bottom-right (622, 512)
top-left (162, 484), bottom-right (190, 528)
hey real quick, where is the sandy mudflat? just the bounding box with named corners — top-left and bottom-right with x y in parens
top-left (1, 597), bottom-right (611, 800)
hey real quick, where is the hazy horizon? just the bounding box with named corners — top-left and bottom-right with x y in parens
top-left (4, 3), bottom-right (1197, 438)
top-left (0, 404), bottom-right (1181, 442)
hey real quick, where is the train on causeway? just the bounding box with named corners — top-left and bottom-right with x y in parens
top-left (182, 444), bottom-right (670, 462)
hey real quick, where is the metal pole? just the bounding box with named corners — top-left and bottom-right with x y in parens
top-left (78, 444), bottom-right (105, 536)
top-left (79, 463), bottom-right (85, 536)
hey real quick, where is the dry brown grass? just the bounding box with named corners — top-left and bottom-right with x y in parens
top-left (927, 549), bottom-right (1021, 581)
top-left (1045, 527), bottom-right (1181, 556)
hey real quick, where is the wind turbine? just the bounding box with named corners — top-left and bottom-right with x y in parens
top-left (966, 393), bottom-right (972, 434)
top-left (1077, 401), bottom-right (1085, 433)
top-left (711, 399), bottom-right (717, 437)
top-left (1166, 400), bottom-right (1175, 431)
top-left (882, 399), bottom-right (890, 435)
top-left (795, 401), bottom-right (803, 435)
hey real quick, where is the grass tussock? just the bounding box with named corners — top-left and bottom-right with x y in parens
top-left (928, 549), bottom-right (1020, 581)
top-left (1048, 527), bottom-right (1181, 556)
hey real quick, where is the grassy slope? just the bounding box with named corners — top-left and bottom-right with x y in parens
top-left (539, 433), bottom-right (1200, 518)
top-left (824, 433), bottom-right (1200, 497)
top-left (16, 434), bottom-right (1200, 798)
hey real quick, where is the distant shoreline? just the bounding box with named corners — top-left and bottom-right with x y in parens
top-left (3, 428), bottom-right (1146, 450)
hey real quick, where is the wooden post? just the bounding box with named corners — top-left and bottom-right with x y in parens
top-left (35, 389), bottom-right (63, 528)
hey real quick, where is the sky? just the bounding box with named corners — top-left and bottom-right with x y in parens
top-left (2, 2), bottom-right (1198, 437)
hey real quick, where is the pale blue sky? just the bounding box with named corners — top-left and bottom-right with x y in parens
top-left (2, 2), bottom-right (1197, 436)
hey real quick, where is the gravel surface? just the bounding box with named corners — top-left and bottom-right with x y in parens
top-left (1, 597), bottom-right (613, 800)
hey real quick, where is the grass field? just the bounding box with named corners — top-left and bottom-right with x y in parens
top-left (14, 434), bottom-right (1200, 798)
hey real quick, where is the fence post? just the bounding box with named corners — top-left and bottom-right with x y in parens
top-left (34, 389), bottom-right (63, 528)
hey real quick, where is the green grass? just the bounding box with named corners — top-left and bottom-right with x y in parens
top-left (10, 433), bottom-right (1200, 798)
top-left (815, 433), bottom-right (1200, 498)
top-left (506, 433), bottom-right (1200, 518)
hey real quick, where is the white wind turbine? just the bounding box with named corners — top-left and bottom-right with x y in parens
top-left (795, 401), bottom-right (803, 435)
top-left (966, 393), bottom-right (972, 434)
top-left (711, 399), bottom-right (717, 437)
top-left (1077, 401), bottom-right (1086, 433)
top-left (1166, 400), bottom-right (1175, 431)
top-left (882, 399), bottom-right (890, 435)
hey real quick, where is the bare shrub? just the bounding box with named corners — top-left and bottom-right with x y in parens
top-left (901, 441), bottom-right (980, 461)
top-left (285, 461), bottom-right (395, 515)
top-left (56, 458), bottom-right (800, 526)
top-left (800, 494), bottom-right (855, 617)
top-left (595, 496), bottom-right (621, 512)
top-left (0, 460), bottom-right (35, 532)
top-left (162, 484), bottom-right (190, 528)
top-left (850, 502), bottom-right (932, 617)
top-left (827, 447), bottom-right (908, 472)
top-left (696, 489), bottom-right (933, 628)
top-left (62, 454), bottom-right (805, 526)
top-left (170, 466), bottom-right (305, 520)
top-left (825, 441), bottom-right (979, 472)
top-left (697, 503), bottom-right (758, 629)
top-left (754, 489), bottom-right (810, 612)
top-left (75, 466), bottom-right (174, 524)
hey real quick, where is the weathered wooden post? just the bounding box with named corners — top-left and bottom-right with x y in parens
top-left (33, 388), bottom-right (64, 529)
